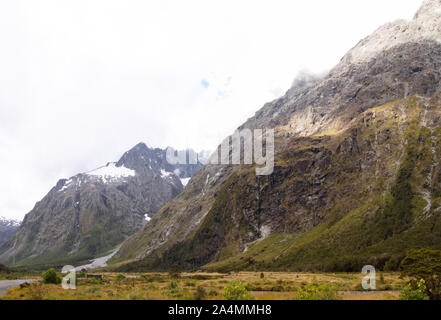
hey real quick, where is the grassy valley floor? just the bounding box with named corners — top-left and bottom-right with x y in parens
top-left (0, 272), bottom-right (405, 300)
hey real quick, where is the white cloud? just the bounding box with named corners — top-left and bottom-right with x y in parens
top-left (0, 0), bottom-right (422, 220)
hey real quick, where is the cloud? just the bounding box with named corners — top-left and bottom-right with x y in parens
top-left (0, 0), bottom-right (422, 220)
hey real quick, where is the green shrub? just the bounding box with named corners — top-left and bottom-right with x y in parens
top-left (400, 279), bottom-right (429, 300)
top-left (294, 282), bottom-right (341, 300)
top-left (223, 280), bottom-right (254, 300)
top-left (169, 280), bottom-right (179, 289)
top-left (400, 248), bottom-right (441, 300)
top-left (78, 270), bottom-right (87, 278)
top-left (260, 272), bottom-right (265, 279)
top-left (169, 280), bottom-right (179, 294)
top-left (42, 268), bottom-right (61, 284)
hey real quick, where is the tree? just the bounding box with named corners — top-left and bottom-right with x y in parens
top-left (400, 248), bottom-right (441, 300)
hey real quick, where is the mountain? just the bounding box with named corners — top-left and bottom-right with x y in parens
top-left (111, 0), bottom-right (441, 272)
top-left (0, 217), bottom-right (20, 248)
top-left (0, 143), bottom-right (202, 267)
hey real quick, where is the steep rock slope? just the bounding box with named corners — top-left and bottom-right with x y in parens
top-left (0, 143), bottom-right (202, 267)
top-left (203, 95), bottom-right (441, 272)
top-left (112, 0), bottom-right (441, 271)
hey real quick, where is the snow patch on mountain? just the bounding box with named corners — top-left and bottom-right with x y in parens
top-left (180, 177), bottom-right (191, 186)
top-left (86, 163), bottom-right (136, 183)
top-left (0, 217), bottom-right (20, 227)
top-left (160, 169), bottom-right (173, 178)
top-left (59, 179), bottom-right (73, 192)
top-left (75, 244), bottom-right (123, 271)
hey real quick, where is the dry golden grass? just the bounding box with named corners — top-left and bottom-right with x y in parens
top-left (342, 292), bottom-right (400, 300)
top-left (0, 272), bottom-right (406, 300)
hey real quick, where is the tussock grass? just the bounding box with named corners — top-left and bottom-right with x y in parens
top-left (1, 272), bottom-right (405, 300)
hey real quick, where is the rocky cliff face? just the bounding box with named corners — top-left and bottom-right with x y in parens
top-left (0, 218), bottom-right (20, 248)
top-left (240, 0), bottom-right (441, 140)
top-left (111, 0), bottom-right (441, 272)
top-left (0, 143), bottom-right (202, 267)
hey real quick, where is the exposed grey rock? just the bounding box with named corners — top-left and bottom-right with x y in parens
top-left (240, 41), bottom-right (441, 140)
top-left (239, 1), bottom-right (441, 140)
top-left (0, 143), bottom-right (202, 267)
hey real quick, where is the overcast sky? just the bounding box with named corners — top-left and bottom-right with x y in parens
top-left (0, 0), bottom-right (422, 220)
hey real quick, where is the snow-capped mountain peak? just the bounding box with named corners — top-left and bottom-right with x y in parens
top-left (85, 162), bottom-right (136, 183)
top-left (0, 217), bottom-right (20, 247)
top-left (0, 142), bottom-right (203, 266)
top-left (0, 217), bottom-right (20, 227)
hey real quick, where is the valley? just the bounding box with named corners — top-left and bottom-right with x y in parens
top-left (1, 0), bottom-right (441, 303)
top-left (0, 271), bottom-right (405, 300)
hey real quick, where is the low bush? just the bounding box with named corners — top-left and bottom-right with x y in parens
top-left (169, 280), bottom-right (179, 294)
top-left (169, 280), bottom-right (179, 289)
top-left (42, 268), bottom-right (61, 284)
top-left (399, 279), bottom-right (429, 300)
top-left (223, 280), bottom-right (254, 300)
top-left (294, 282), bottom-right (341, 300)
top-left (400, 248), bottom-right (441, 300)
